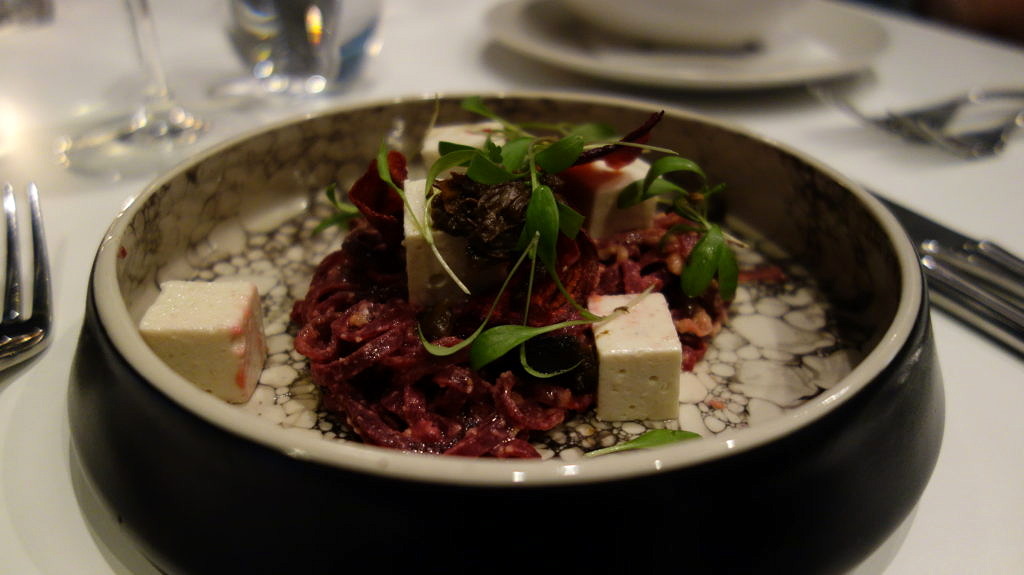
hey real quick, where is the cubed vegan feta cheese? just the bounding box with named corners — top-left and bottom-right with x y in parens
top-left (420, 121), bottom-right (505, 171)
top-left (560, 159), bottom-right (656, 239)
top-left (588, 293), bottom-right (682, 421)
top-left (403, 179), bottom-right (502, 307)
top-left (139, 280), bottom-right (267, 404)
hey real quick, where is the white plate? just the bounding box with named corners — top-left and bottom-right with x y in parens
top-left (486, 0), bottom-right (889, 90)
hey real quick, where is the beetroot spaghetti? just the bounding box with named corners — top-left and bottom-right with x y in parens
top-left (291, 107), bottom-right (732, 458)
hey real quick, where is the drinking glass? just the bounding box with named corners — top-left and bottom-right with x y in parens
top-left (0, 0), bottom-right (54, 30)
top-left (217, 0), bottom-right (380, 98)
top-left (56, 0), bottom-right (206, 177)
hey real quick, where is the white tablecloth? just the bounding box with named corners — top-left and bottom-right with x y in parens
top-left (1, 1), bottom-right (1022, 573)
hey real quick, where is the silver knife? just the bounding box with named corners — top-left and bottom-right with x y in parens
top-left (872, 193), bottom-right (1024, 356)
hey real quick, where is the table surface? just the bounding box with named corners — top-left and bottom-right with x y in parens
top-left (1, 1), bottom-right (1022, 573)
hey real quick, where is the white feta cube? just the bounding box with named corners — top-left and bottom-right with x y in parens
top-left (139, 281), bottom-right (267, 404)
top-left (403, 179), bottom-right (502, 307)
top-left (588, 293), bottom-right (682, 421)
top-left (560, 159), bottom-right (656, 239)
top-left (420, 121), bottom-right (504, 172)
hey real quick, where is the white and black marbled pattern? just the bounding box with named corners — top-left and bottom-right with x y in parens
top-left (156, 192), bottom-right (859, 458)
top-left (109, 96), bottom-right (898, 459)
top-left (75, 96), bottom-right (938, 575)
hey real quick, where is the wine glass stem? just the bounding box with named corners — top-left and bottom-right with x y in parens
top-left (123, 0), bottom-right (192, 132)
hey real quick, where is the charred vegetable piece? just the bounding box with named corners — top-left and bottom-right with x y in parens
top-left (485, 333), bottom-right (597, 393)
top-left (419, 302), bottom-right (455, 341)
top-left (432, 172), bottom-right (565, 261)
top-left (574, 111), bottom-right (664, 168)
top-left (523, 333), bottom-right (597, 393)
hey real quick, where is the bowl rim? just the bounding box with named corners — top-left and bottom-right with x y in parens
top-left (90, 91), bottom-right (923, 486)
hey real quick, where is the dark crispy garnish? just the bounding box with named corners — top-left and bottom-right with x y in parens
top-left (431, 172), bottom-right (565, 261)
top-left (346, 150), bottom-right (408, 246)
top-left (574, 110), bottom-right (664, 168)
top-left (521, 333), bottom-right (597, 394)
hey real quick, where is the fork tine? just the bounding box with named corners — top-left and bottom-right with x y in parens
top-left (2, 183), bottom-right (22, 323)
top-left (0, 183), bottom-right (51, 371)
top-left (27, 183), bottom-right (51, 322)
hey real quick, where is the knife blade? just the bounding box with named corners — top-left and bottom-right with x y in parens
top-left (871, 193), bottom-right (1024, 356)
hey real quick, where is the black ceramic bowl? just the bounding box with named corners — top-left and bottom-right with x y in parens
top-left (69, 93), bottom-right (943, 575)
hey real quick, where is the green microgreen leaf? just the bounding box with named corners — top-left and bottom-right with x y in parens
top-left (584, 429), bottom-right (701, 457)
top-left (460, 96), bottom-right (499, 120)
top-left (376, 140), bottom-right (397, 186)
top-left (681, 224), bottom-right (725, 297)
top-left (324, 181), bottom-right (342, 205)
top-left (557, 201), bottom-right (584, 239)
top-left (517, 185), bottom-right (560, 267)
top-left (643, 155), bottom-right (706, 192)
top-left (716, 235), bottom-right (739, 301)
top-left (617, 171), bottom-right (686, 209)
top-left (469, 319), bottom-right (592, 371)
top-left (313, 183), bottom-right (360, 234)
top-left (535, 135), bottom-right (584, 174)
top-left (418, 323), bottom-right (478, 357)
top-left (483, 138), bottom-right (503, 163)
top-left (567, 122), bottom-right (618, 143)
top-left (606, 149), bottom-right (736, 301)
top-left (672, 194), bottom-right (704, 222)
top-left (519, 344), bottom-right (582, 379)
top-left (467, 153), bottom-right (518, 185)
top-left (647, 177), bottom-right (686, 200)
top-left (428, 149), bottom-right (478, 185)
top-left (313, 211), bottom-right (357, 235)
top-left (704, 181), bottom-right (727, 199)
top-left (618, 155), bottom-right (705, 209)
top-left (437, 140), bottom-right (476, 157)
top-left (500, 137), bottom-right (533, 173)
top-left (616, 180), bottom-right (645, 209)
top-left (459, 97), bottom-right (533, 140)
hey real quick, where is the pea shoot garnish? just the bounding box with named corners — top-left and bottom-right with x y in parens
top-left (318, 97), bottom-right (737, 376)
top-left (617, 155), bottom-right (738, 301)
top-left (584, 429), bottom-right (702, 457)
top-left (311, 183), bottom-right (361, 234)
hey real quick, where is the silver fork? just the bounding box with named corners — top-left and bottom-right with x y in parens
top-left (809, 84), bottom-right (1024, 159)
top-left (0, 183), bottom-right (52, 371)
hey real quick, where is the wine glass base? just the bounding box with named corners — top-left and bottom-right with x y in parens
top-left (57, 110), bottom-right (207, 179)
top-left (211, 74), bottom-right (348, 100)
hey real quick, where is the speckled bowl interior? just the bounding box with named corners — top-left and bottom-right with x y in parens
top-left (91, 93), bottom-right (921, 485)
